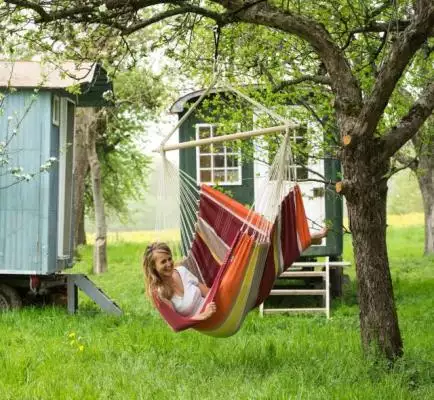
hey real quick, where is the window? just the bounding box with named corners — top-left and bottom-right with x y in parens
top-left (289, 126), bottom-right (308, 180)
top-left (196, 124), bottom-right (242, 185)
top-left (52, 95), bottom-right (60, 126)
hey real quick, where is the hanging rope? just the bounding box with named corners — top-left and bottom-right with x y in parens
top-left (212, 24), bottom-right (221, 75)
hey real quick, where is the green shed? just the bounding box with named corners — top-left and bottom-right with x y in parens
top-left (170, 88), bottom-right (344, 260)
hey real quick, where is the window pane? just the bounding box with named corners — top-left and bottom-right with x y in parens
top-left (200, 155), bottom-right (211, 168)
top-left (199, 144), bottom-right (211, 153)
top-left (227, 155), bottom-right (239, 167)
top-left (200, 170), bottom-right (212, 182)
top-left (213, 143), bottom-right (224, 153)
top-left (294, 127), bottom-right (308, 167)
top-left (198, 126), bottom-right (211, 139)
top-left (198, 126), bottom-right (211, 152)
top-left (226, 169), bottom-right (239, 183)
top-left (214, 155), bottom-right (225, 168)
top-left (297, 166), bottom-right (308, 180)
top-left (214, 169), bottom-right (225, 183)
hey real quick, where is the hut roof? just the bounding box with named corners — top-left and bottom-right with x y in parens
top-left (0, 61), bottom-right (112, 107)
top-left (170, 87), bottom-right (228, 113)
top-left (0, 61), bottom-right (98, 88)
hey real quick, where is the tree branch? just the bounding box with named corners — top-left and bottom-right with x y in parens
top-left (366, 1), bottom-right (393, 20)
top-left (122, 5), bottom-right (226, 34)
top-left (354, 4), bottom-right (434, 138)
top-left (392, 151), bottom-right (418, 174)
top-left (5, 0), bottom-right (226, 29)
top-left (5, 0), bottom-right (93, 21)
top-left (394, 151), bottom-right (416, 166)
top-left (273, 75), bottom-right (331, 92)
top-left (211, 0), bottom-right (362, 128)
top-left (5, 0), bottom-right (362, 125)
top-left (383, 81), bottom-right (434, 158)
top-left (340, 21), bottom-right (397, 53)
top-left (351, 20), bottom-right (411, 34)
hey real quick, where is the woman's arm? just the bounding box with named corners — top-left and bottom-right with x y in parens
top-left (198, 282), bottom-right (210, 297)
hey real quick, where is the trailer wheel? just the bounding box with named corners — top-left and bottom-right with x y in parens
top-left (0, 284), bottom-right (22, 311)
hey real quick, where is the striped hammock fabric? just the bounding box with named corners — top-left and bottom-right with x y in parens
top-left (154, 183), bottom-right (311, 337)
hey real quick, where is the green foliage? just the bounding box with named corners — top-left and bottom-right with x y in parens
top-left (0, 226), bottom-right (433, 399)
top-left (84, 67), bottom-right (167, 221)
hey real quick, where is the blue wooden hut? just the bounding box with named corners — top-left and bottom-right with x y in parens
top-left (0, 61), bottom-right (120, 314)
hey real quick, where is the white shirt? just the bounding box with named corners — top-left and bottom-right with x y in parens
top-left (171, 266), bottom-right (205, 317)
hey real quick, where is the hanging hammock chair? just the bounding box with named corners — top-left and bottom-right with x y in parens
top-left (152, 80), bottom-right (313, 337)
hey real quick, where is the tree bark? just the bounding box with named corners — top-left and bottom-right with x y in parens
top-left (419, 177), bottom-right (434, 255)
top-left (86, 109), bottom-right (108, 274)
top-left (342, 137), bottom-right (403, 359)
top-left (73, 110), bottom-right (89, 247)
top-left (416, 150), bottom-right (434, 255)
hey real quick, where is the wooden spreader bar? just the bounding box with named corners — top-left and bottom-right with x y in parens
top-left (156, 124), bottom-right (293, 153)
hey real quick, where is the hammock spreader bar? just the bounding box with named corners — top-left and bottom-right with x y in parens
top-left (159, 124), bottom-right (290, 152)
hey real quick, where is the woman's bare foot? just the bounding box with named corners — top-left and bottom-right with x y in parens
top-left (311, 227), bottom-right (329, 244)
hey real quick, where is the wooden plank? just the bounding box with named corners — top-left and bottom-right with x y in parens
top-left (269, 289), bottom-right (326, 295)
top-left (291, 261), bottom-right (351, 267)
top-left (263, 308), bottom-right (327, 314)
top-left (279, 271), bottom-right (326, 278)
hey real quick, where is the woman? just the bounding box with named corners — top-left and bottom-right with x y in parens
top-left (143, 228), bottom-right (329, 320)
top-left (143, 242), bottom-right (217, 321)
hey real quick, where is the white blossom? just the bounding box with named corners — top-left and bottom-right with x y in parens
top-left (102, 90), bottom-right (114, 101)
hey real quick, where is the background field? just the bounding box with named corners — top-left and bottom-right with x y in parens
top-left (0, 220), bottom-right (433, 399)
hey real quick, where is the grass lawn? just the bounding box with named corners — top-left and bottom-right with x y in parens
top-left (0, 222), bottom-right (433, 399)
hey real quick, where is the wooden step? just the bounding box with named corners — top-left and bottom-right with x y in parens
top-left (269, 289), bottom-right (326, 296)
top-left (279, 271), bottom-right (326, 278)
top-left (263, 308), bottom-right (327, 314)
top-left (292, 261), bottom-right (351, 268)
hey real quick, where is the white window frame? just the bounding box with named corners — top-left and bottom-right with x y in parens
top-left (52, 94), bottom-right (60, 126)
top-left (288, 126), bottom-right (308, 181)
top-left (195, 123), bottom-right (242, 186)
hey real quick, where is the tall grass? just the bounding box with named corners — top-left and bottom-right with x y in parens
top-left (0, 223), bottom-right (433, 399)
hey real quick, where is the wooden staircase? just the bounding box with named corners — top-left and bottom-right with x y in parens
top-left (67, 274), bottom-right (122, 316)
top-left (259, 257), bottom-right (350, 318)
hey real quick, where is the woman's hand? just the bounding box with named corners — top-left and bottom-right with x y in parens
top-left (193, 302), bottom-right (217, 321)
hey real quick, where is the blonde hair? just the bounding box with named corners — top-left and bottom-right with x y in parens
top-left (142, 242), bottom-right (174, 301)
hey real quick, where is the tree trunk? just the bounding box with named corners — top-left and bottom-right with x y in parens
top-left (73, 110), bottom-right (89, 247)
top-left (86, 109), bottom-right (108, 274)
top-left (343, 138), bottom-right (403, 360)
top-left (76, 212), bottom-right (86, 246)
top-left (417, 159), bottom-right (434, 255)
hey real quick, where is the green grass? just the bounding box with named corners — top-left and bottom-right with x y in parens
top-left (0, 226), bottom-right (433, 399)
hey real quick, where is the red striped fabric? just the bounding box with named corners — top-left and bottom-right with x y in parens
top-left (153, 184), bottom-right (311, 335)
